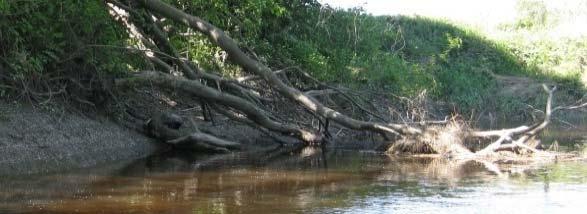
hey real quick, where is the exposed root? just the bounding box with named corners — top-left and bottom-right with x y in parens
top-left (144, 111), bottom-right (241, 152)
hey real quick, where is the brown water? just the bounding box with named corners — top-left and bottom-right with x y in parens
top-left (1, 139), bottom-right (587, 214)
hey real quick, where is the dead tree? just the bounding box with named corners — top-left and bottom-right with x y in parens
top-left (106, 0), bottom-right (585, 157)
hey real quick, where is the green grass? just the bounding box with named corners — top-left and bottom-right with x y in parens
top-left (257, 11), bottom-right (534, 111)
top-left (251, 4), bottom-right (586, 117)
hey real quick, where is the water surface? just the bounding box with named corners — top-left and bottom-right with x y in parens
top-left (1, 141), bottom-right (586, 214)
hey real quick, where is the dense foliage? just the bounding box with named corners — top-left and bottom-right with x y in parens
top-left (2, 1), bottom-right (132, 73)
top-left (0, 0), bottom-right (583, 115)
top-left (0, 0), bottom-right (130, 100)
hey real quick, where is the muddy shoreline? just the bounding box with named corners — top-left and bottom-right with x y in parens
top-left (0, 103), bottom-right (164, 175)
top-left (0, 98), bottom-right (302, 175)
top-left (1, 87), bottom-right (585, 176)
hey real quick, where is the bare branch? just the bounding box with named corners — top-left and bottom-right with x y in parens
top-left (117, 71), bottom-right (321, 142)
top-left (137, 0), bottom-right (420, 139)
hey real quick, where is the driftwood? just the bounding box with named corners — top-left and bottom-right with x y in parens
top-left (468, 85), bottom-right (556, 157)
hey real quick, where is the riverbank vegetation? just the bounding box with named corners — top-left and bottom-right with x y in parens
top-left (0, 0), bottom-right (585, 160)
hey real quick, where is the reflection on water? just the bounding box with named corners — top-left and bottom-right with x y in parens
top-left (1, 146), bottom-right (587, 214)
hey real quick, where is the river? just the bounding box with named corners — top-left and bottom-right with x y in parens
top-left (1, 135), bottom-right (586, 214)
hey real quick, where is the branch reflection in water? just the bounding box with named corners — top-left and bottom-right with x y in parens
top-left (1, 145), bottom-right (586, 214)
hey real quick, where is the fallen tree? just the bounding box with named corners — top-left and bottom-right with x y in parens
top-left (106, 0), bottom-right (585, 157)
